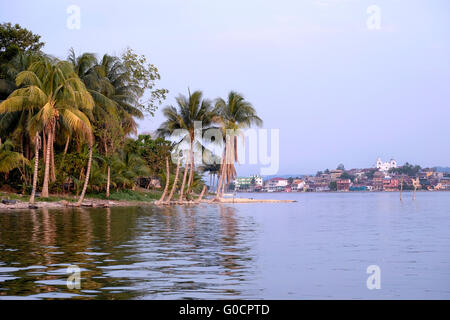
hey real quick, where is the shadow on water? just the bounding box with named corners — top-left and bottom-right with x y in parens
top-left (0, 204), bottom-right (257, 300)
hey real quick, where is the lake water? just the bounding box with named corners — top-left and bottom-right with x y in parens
top-left (1, 191), bottom-right (450, 299)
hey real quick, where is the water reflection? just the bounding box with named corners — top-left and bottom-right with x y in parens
top-left (0, 204), bottom-right (257, 299)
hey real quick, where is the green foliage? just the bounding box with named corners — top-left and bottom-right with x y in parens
top-left (0, 23), bottom-right (44, 70)
top-left (0, 139), bottom-right (29, 173)
top-left (365, 169), bottom-right (377, 180)
top-left (121, 48), bottom-right (168, 116)
top-left (329, 181), bottom-right (337, 191)
top-left (91, 189), bottom-right (162, 202)
top-left (0, 23), bottom-right (262, 201)
top-left (389, 162), bottom-right (421, 177)
top-left (339, 172), bottom-right (354, 182)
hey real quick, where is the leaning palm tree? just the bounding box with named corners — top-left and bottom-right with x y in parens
top-left (213, 91), bottom-right (262, 199)
top-left (164, 157), bottom-right (181, 204)
top-left (157, 90), bottom-right (215, 201)
top-left (0, 56), bottom-right (94, 198)
top-left (156, 157), bottom-right (170, 205)
top-left (76, 134), bottom-right (94, 206)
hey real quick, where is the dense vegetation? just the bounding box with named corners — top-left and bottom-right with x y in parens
top-left (0, 23), bottom-right (262, 205)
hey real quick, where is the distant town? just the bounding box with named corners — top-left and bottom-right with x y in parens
top-left (230, 158), bottom-right (450, 193)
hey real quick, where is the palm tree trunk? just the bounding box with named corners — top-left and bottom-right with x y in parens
top-left (215, 146), bottom-right (227, 199)
top-left (196, 186), bottom-right (207, 204)
top-left (105, 143), bottom-right (110, 198)
top-left (64, 135), bottom-right (70, 155)
top-left (106, 166), bottom-right (111, 198)
top-left (29, 132), bottom-right (40, 204)
top-left (156, 157), bottom-right (170, 205)
top-left (165, 158), bottom-right (180, 204)
top-left (50, 127), bottom-right (56, 182)
top-left (186, 140), bottom-right (195, 193)
top-left (76, 143), bottom-right (93, 206)
top-left (41, 130), bottom-right (52, 198)
top-left (42, 132), bottom-right (47, 164)
top-left (178, 161), bottom-right (189, 204)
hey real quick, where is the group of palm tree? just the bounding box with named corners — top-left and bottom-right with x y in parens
top-left (0, 48), bottom-right (168, 205)
top-left (156, 90), bottom-right (262, 204)
top-left (0, 40), bottom-right (262, 206)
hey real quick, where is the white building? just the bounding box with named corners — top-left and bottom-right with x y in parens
top-left (376, 158), bottom-right (397, 172)
top-left (264, 178), bottom-right (288, 192)
top-left (234, 175), bottom-right (263, 190)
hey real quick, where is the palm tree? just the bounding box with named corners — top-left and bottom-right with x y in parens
top-left (76, 134), bottom-right (94, 206)
top-left (0, 56), bottom-right (94, 198)
top-left (213, 91), bottom-right (262, 199)
top-left (0, 138), bottom-right (29, 175)
top-left (164, 157), bottom-right (181, 204)
top-left (29, 132), bottom-right (40, 203)
top-left (178, 162), bottom-right (189, 204)
top-left (157, 90), bottom-right (215, 201)
top-left (156, 157), bottom-right (170, 205)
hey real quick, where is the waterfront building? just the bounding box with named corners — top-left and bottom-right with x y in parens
top-left (234, 175), bottom-right (263, 191)
top-left (436, 177), bottom-right (450, 190)
top-left (264, 177), bottom-right (288, 192)
top-left (372, 171), bottom-right (386, 191)
top-left (383, 178), bottom-right (399, 191)
top-left (330, 170), bottom-right (343, 181)
top-left (337, 179), bottom-right (351, 191)
top-left (291, 179), bottom-right (306, 191)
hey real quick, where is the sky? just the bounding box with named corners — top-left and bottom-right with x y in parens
top-left (2, 0), bottom-right (450, 175)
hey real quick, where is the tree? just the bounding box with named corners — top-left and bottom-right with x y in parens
top-left (0, 23), bottom-right (44, 68)
top-left (213, 91), bottom-right (262, 199)
top-left (337, 163), bottom-right (345, 171)
top-left (157, 90), bottom-right (215, 200)
top-left (156, 157), bottom-right (170, 205)
top-left (329, 181), bottom-right (337, 191)
top-left (339, 172), bottom-right (354, 182)
top-left (121, 48), bottom-right (168, 116)
top-left (389, 162), bottom-right (421, 177)
top-left (0, 138), bottom-right (29, 174)
top-left (0, 56), bottom-right (94, 198)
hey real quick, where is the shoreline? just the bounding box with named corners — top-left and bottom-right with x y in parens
top-left (1, 190), bottom-right (440, 211)
top-left (0, 196), bottom-right (297, 211)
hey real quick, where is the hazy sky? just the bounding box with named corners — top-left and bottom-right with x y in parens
top-left (2, 0), bottom-right (450, 175)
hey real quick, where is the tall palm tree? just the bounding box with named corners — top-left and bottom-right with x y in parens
top-left (0, 56), bottom-right (94, 198)
top-left (29, 132), bottom-right (40, 203)
top-left (164, 158), bottom-right (181, 204)
top-left (213, 91), bottom-right (262, 198)
top-left (156, 157), bottom-right (170, 205)
top-left (157, 90), bottom-right (215, 201)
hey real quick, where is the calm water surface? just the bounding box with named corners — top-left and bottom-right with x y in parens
top-left (1, 192), bottom-right (450, 299)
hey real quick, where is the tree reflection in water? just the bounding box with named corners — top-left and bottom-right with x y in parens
top-left (0, 205), bottom-right (257, 299)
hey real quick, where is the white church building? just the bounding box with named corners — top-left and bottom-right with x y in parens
top-left (376, 158), bottom-right (397, 172)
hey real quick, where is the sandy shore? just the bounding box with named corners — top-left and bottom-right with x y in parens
top-left (0, 196), bottom-right (296, 210)
top-left (207, 198), bottom-right (296, 203)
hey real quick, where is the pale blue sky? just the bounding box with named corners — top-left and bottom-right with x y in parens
top-left (2, 0), bottom-right (450, 175)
